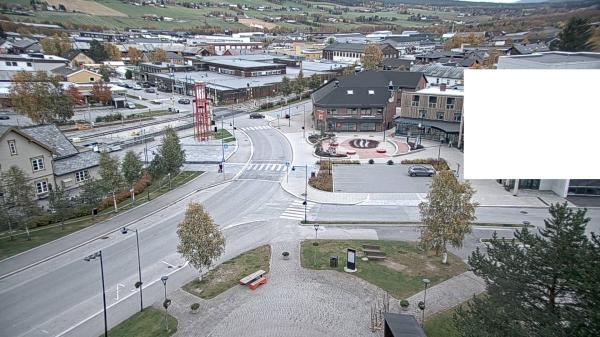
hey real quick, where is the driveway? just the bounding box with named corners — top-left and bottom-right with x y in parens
top-left (332, 164), bottom-right (432, 193)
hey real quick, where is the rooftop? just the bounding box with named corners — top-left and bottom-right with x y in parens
top-left (410, 63), bottom-right (464, 79)
top-left (416, 86), bottom-right (464, 97)
top-left (20, 124), bottom-right (79, 158)
top-left (53, 150), bottom-right (101, 176)
top-left (501, 51), bottom-right (600, 64)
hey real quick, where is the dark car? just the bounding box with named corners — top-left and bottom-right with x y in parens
top-left (178, 98), bottom-right (191, 104)
top-left (141, 82), bottom-right (151, 88)
top-left (0, 115), bottom-right (9, 120)
top-left (284, 113), bottom-right (290, 119)
top-left (408, 165), bottom-right (435, 177)
top-left (144, 88), bottom-right (156, 93)
top-left (249, 113), bottom-right (265, 119)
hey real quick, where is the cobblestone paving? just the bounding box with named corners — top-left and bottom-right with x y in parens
top-left (170, 240), bottom-right (394, 337)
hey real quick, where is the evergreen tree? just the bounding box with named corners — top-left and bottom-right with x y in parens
top-left (309, 73), bottom-right (322, 90)
top-left (280, 76), bottom-right (292, 97)
top-left (152, 127), bottom-right (185, 178)
top-left (455, 203), bottom-right (599, 337)
top-left (89, 40), bottom-right (108, 62)
top-left (78, 179), bottom-right (104, 217)
top-left (557, 16), bottom-right (593, 52)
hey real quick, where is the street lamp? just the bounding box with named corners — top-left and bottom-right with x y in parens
top-left (161, 275), bottom-right (170, 332)
top-left (313, 224), bottom-right (320, 267)
top-left (121, 227), bottom-right (143, 312)
top-left (221, 114), bottom-right (225, 174)
top-left (84, 251), bottom-right (108, 337)
top-left (438, 135), bottom-right (444, 161)
top-left (303, 164), bottom-right (308, 223)
top-left (419, 278), bottom-right (431, 326)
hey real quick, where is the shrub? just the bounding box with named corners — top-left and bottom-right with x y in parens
top-left (368, 159), bottom-right (375, 164)
top-left (387, 160), bottom-right (394, 165)
top-left (400, 299), bottom-right (409, 308)
top-left (30, 214), bottom-right (52, 228)
top-left (401, 158), bottom-right (450, 171)
top-left (190, 303), bottom-right (200, 311)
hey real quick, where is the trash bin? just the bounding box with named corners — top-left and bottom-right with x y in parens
top-left (330, 256), bottom-right (338, 268)
top-left (92, 208), bottom-right (98, 216)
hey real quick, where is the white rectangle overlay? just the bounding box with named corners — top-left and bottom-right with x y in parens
top-left (464, 69), bottom-right (600, 179)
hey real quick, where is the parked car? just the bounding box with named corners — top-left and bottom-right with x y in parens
top-left (141, 82), bottom-right (151, 88)
top-left (0, 115), bottom-right (10, 120)
top-left (132, 84), bottom-right (142, 90)
top-left (178, 98), bottom-right (191, 104)
top-left (249, 113), bottom-right (265, 119)
top-left (408, 165), bottom-right (435, 177)
top-left (285, 113), bottom-right (290, 119)
top-left (144, 88), bottom-right (156, 93)
top-left (123, 83), bottom-right (132, 89)
top-left (126, 102), bottom-right (136, 109)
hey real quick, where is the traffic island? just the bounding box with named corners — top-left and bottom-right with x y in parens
top-left (105, 307), bottom-right (177, 337)
top-left (300, 240), bottom-right (467, 299)
top-left (182, 245), bottom-right (271, 299)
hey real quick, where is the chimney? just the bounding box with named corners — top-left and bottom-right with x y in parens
top-left (440, 83), bottom-right (446, 92)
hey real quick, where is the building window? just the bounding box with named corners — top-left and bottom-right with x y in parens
top-left (437, 112), bottom-right (445, 120)
top-left (411, 95), bottom-right (419, 107)
top-left (327, 109), bottom-right (337, 115)
top-left (8, 140), bottom-right (17, 155)
top-left (376, 108), bottom-right (383, 115)
top-left (446, 97), bottom-right (455, 110)
top-left (90, 77), bottom-right (95, 82)
top-left (76, 170), bottom-right (90, 183)
top-left (31, 157), bottom-right (45, 172)
top-left (27, 62), bottom-right (32, 67)
top-left (341, 123), bottom-right (357, 131)
top-left (428, 96), bottom-right (437, 108)
top-left (368, 90), bottom-right (374, 95)
top-left (361, 123), bottom-right (376, 131)
top-left (36, 180), bottom-right (49, 194)
top-left (419, 110), bottom-right (427, 118)
top-left (347, 90), bottom-right (353, 95)
top-left (349, 108), bottom-right (358, 115)
top-left (361, 108), bottom-right (371, 115)
top-left (453, 113), bottom-right (462, 122)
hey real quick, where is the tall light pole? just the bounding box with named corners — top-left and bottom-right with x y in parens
top-left (303, 164), bottom-right (308, 223)
top-left (302, 104), bottom-right (306, 138)
top-left (84, 251), bottom-right (107, 337)
top-left (313, 224), bottom-right (319, 267)
top-left (121, 227), bottom-right (143, 312)
top-left (221, 114), bottom-right (225, 173)
top-left (161, 276), bottom-right (170, 332)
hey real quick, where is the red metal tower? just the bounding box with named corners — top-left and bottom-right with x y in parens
top-left (193, 81), bottom-right (210, 141)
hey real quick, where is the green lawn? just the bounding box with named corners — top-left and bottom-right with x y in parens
top-left (106, 307), bottom-right (177, 337)
top-left (300, 240), bottom-right (467, 299)
top-left (0, 171), bottom-right (202, 260)
top-left (212, 129), bottom-right (235, 143)
top-left (183, 245), bottom-right (271, 299)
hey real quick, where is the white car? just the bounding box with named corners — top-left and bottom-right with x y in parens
top-left (126, 102), bottom-right (136, 109)
top-left (132, 84), bottom-right (142, 90)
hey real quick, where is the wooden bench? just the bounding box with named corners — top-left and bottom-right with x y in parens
top-left (362, 244), bottom-right (381, 251)
top-left (240, 270), bottom-right (267, 290)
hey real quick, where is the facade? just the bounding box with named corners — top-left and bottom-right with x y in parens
top-left (64, 50), bottom-right (95, 67)
top-left (409, 63), bottom-right (464, 87)
top-left (0, 125), bottom-right (101, 202)
top-left (396, 84), bottom-right (464, 147)
top-left (311, 71), bottom-right (427, 133)
top-left (198, 58), bottom-right (286, 77)
top-left (52, 67), bottom-right (102, 84)
top-left (322, 43), bottom-right (398, 63)
top-left (0, 53), bottom-right (68, 73)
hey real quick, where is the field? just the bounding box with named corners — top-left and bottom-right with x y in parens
top-left (238, 18), bottom-right (279, 30)
top-left (45, 0), bottom-right (127, 17)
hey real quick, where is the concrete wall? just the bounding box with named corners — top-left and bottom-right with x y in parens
top-left (539, 179), bottom-right (570, 197)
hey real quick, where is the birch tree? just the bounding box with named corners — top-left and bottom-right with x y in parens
top-left (177, 202), bottom-right (225, 280)
top-left (419, 170), bottom-right (478, 263)
top-left (99, 152), bottom-right (122, 212)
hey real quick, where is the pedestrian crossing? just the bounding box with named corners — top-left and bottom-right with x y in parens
top-left (246, 163), bottom-right (288, 172)
top-left (240, 125), bottom-right (271, 131)
top-left (280, 199), bottom-right (315, 220)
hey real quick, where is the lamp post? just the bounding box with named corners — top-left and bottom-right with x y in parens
top-left (84, 251), bottom-right (108, 337)
top-left (304, 164), bottom-right (308, 223)
top-left (313, 224), bottom-right (320, 267)
top-left (161, 276), bottom-right (170, 332)
top-left (221, 114), bottom-right (225, 173)
top-left (303, 104), bottom-right (306, 138)
top-left (438, 136), bottom-right (444, 161)
top-left (420, 278), bottom-right (431, 326)
top-left (121, 227), bottom-right (143, 312)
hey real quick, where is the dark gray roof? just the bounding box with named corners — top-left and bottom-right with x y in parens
top-left (0, 125), bottom-right (11, 138)
top-left (382, 58), bottom-right (414, 69)
top-left (511, 43), bottom-right (549, 55)
top-left (312, 71), bottom-right (425, 108)
top-left (323, 42), bottom-right (394, 53)
top-left (51, 65), bottom-right (80, 76)
top-left (383, 313), bottom-right (427, 337)
top-left (53, 150), bottom-right (100, 176)
top-left (20, 124), bottom-right (78, 158)
top-left (410, 63), bottom-right (464, 79)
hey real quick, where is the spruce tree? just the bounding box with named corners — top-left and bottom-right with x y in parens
top-left (557, 17), bottom-right (593, 52)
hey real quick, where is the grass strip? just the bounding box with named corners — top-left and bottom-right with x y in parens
top-left (105, 307), bottom-right (177, 337)
top-left (182, 245), bottom-right (270, 299)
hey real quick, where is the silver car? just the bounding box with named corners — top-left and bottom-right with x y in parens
top-left (408, 165), bottom-right (435, 177)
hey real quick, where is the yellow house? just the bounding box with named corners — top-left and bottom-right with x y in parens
top-left (52, 66), bottom-right (102, 84)
top-left (64, 50), bottom-right (95, 67)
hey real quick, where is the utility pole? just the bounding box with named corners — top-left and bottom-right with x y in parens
top-left (221, 114), bottom-right (225, 174)
top-left (303, 104), bottom-right (306, 138)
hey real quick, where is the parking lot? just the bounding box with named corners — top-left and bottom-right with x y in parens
top-left (332, 164), bottom-right (433, 193)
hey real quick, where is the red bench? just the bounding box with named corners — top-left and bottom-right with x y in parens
top-left (249, 276), bottom-right (267, 290)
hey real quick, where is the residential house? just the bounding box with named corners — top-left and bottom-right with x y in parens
top-left (63, 50), bottom-right (95, 67)
top-left (51, 66), bottom-right (102, 84)
top-left (311, 71), bottom-right (427, 132)
top-left (380, 58), bottom-right (414, 71)
top-left (396, 84), bottom-right (464, 148)
top-left (507, 43), bottom-right (549, 56)
top-left (409, 63), bottom-right (464, 87)
top-left (0, 125), bottom-right (101, 203)
top-left (322, 43), bottom-right (398, 64)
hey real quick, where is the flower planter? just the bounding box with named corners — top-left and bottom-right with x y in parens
top-left (282, 252), bottom-right (290, 260)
